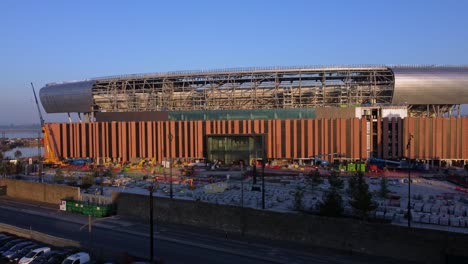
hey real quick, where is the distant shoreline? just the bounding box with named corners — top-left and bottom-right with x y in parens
top-left (0, 128), bottom-right (41, 132)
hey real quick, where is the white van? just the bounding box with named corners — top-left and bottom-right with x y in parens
top-left (62, 252), bottom-right (90, 264)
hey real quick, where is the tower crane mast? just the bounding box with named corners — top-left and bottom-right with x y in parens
top-left (31, 83), bottom-right (44, 127)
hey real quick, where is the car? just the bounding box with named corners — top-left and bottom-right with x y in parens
top-left (1, 241), bottom-right (34, 259)
top-left (0, 239), bottom-right (27, 254)
top-left (61, 252), bottom-right (90, 264)
top-left (0, 236), bottom-right (17, 247)
top-left (58, 247), bottom-right (80, 254)
top-left (29, 250), bottom-right (61, 264)
top-left (0, 233), bottom-right (13, 239)
top-left (18, 247), bottom-right (51, 264)
top-left (8, 244), bottom-right (40, 263)
top-left (32, 248), bottom-right (77, 264)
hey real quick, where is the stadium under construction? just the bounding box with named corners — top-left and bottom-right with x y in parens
top-left (39, 65), bottom-right (468, 167)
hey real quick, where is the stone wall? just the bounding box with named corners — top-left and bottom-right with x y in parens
top-left (114, 192), bottom-right (468, 264)
top-left (0, 179), bottom-right (80, 204)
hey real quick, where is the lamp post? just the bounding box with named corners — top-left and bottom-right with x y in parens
top-left (78, 215), bottom-right (94, 251)
top-left (261, 158), bottom-right (265, 210)
top-left (240, 161), bottom-right (245, 236)
top-left (252, 134), bottom-right (257, 185)
top-left (259, 134), bottom-right (265, 210)
top-left (88, 215), bottom-right (92, 250)
top-left (79, 213), bottom-right (110, 256)
top-left (407, 134), bottom-right (413, 228)
top-left (148, 183), bottom-right (155, 262)
top-left (169, 133), bottom-right (174, 199)
top-left (240, 161), bottom-right (244, 209)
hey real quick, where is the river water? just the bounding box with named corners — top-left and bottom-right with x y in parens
top-left (1, 130), bottom-right (41, 139)
top-left (4, 147), bottom-right (43, 158)
top-left (1, 130), bottom-right (43, 158)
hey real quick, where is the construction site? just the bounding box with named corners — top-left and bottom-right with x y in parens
top-left (38, 65), bottom-right (468, 165)
top-left (15, 64), bottom-right (468, 231)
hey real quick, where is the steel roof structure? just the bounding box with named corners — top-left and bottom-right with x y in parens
top-left (40, 65), bottom-right (468, 117)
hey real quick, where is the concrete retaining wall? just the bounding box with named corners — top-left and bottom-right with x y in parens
top-left (0, 179), bottom-right (80, 204)
top-left (0, 223), bottom-right (80, 248)
top-left (114, 192), bottom-right (468, 264)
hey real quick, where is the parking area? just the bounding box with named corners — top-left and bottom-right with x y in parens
top-left (0, 232), bottom-right (87, 264)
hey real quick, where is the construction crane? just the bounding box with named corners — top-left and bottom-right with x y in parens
top-left (31, 83), bottom-right (44, 126)
top-left (31, 83), bottom-right (64, 167)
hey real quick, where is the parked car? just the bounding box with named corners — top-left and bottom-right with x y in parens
top-left (32, 248), bottom-right (78, 264)
top-left (8, 244), bottom-right (40, 263)
top-left (0, 239), bottom-right (27, 254)
top-left (0, 236), bottom-right (17, 247)
top-left (29, 250), bottom-right (61, 264)
top-left (61, 252), bottom-right (90, 264)
top-left (59, 247), bottom-right (80, 254)
top-left (2, 241), bottom-right (34, 259)
top-left (18, 247), bottom-right (51, 264)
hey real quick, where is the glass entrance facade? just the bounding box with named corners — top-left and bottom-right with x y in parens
top-left (206, 135), bottom-right (265, 165)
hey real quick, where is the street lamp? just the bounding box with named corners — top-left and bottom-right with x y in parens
top-left (79, 213), bottom-right (110, 254)
top-left (406, 134), bottom-right (413, 228)
top-left (239, 161), bottom-right (245, 236)
top-left (169, 133), bottom-right (174, 199)
top-left (253, 136), bottom-right (266, 210)
top-left (148, 183), bottom-right (155, 262)
top-left (261, 158), bottom-right (265, 210)
top-left (240, 161), bottom-right (244, 209)
top-left (258, 135), bottom-right (266, 210)
top-left (252, 134), bottom-right (257, 185)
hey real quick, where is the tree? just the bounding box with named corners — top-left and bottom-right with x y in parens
top-left (14, 150), bottom-right (22, 159)
top-left (328, 170), bottom-right (344, 190)
top-left (80, 173), bottom-right (95, 188)
top-left (312, 170), bottom-right (324, 185)
top-left (0, 162), bottom-right (6, 177)
top-left (103, 169), bottom-right (116, 179)
top-left (294, 187), bottom-right (305, 211)
top-left (6, 163), bottom-right (16, 175)
top-left (379, 177), bottom-right (390, 198)
top-left (306, 169), bottom-right (323, 190)
top-left (54, 169), bottom-right (65, 183)
top-left (15, 159), bottom-right (22, 174)
top-left (318, 188), bottom-right (344, 217)
top-left (348, 172), bottom-right (377, 219)
top-left (347, 172), bottom-right (359, 196)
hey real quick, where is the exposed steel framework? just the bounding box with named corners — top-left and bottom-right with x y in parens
top-left (91, 66), bottom-right (395, 112)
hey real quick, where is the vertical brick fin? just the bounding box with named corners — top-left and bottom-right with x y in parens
top-left (361, 118), bottom-right (367, 160)
top-left (382, 118), bottom-right (389, 159)
top-left (43, 117), bottom-right (468, 163)
top-left (377, 117), bottom-right (382, 158)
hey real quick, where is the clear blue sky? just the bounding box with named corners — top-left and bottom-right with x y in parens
top-left (1, 0), bottom-right (467, 125)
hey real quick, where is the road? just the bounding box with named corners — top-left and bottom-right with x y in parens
top-left (0, 197), bottom-right (403, 264)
